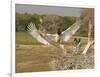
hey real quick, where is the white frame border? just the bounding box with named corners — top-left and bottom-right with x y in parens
top-left (11, 0), bottom-right (97, 77)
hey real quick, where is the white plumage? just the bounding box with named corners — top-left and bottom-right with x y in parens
top-left (27, 20), bottom-right (81, 55)
top-left (27, 22), bottom-right (50, 45)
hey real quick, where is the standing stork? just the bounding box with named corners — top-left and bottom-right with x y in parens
top-left (73, 37), bottom-right (81, 54)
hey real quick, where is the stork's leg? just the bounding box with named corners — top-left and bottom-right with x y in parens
top-left (73, 43), bottom-right (80, 55)
top-left (60, 44), bottom-right (67, 56)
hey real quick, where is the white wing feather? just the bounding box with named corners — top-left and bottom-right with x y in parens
top-left (60, 20), bottom-right (81, 43)
top-left (27, 22), bottom-right (61, 48)
top-left (27, 22), bottom-right (50, 45)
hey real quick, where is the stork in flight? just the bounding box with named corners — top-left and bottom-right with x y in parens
top-left (27, 20), bottom-right (81, 56)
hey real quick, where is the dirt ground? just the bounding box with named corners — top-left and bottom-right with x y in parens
top-left (16, 44), bottom-right (94, 73)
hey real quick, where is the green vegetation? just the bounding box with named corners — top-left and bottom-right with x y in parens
top-left (16, 13), bottom-right (88, 45)
top-left (16, 32), bottom-right (88, 47)
top-left (16, 12), bottom-right (88, 36)
top-left (16, 32), bottom-right (42, 45)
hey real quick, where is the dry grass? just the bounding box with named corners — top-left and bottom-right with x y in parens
top-left (16, 32), bottom-right (94, 73)
top-left (16, 44), bottom-right (94, 73)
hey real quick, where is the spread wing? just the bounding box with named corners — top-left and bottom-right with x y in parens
top-left (27, 20), bottom-right (81, 47)
top-left (27, 22), bottom-right (50, 45)
top-left (27, 22), bottom-right (62, 48)
top-left (60, 20), bottom-right (81, 43)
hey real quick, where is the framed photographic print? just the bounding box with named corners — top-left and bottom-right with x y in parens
top-left (11, 0), bottom-right (96, 77)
